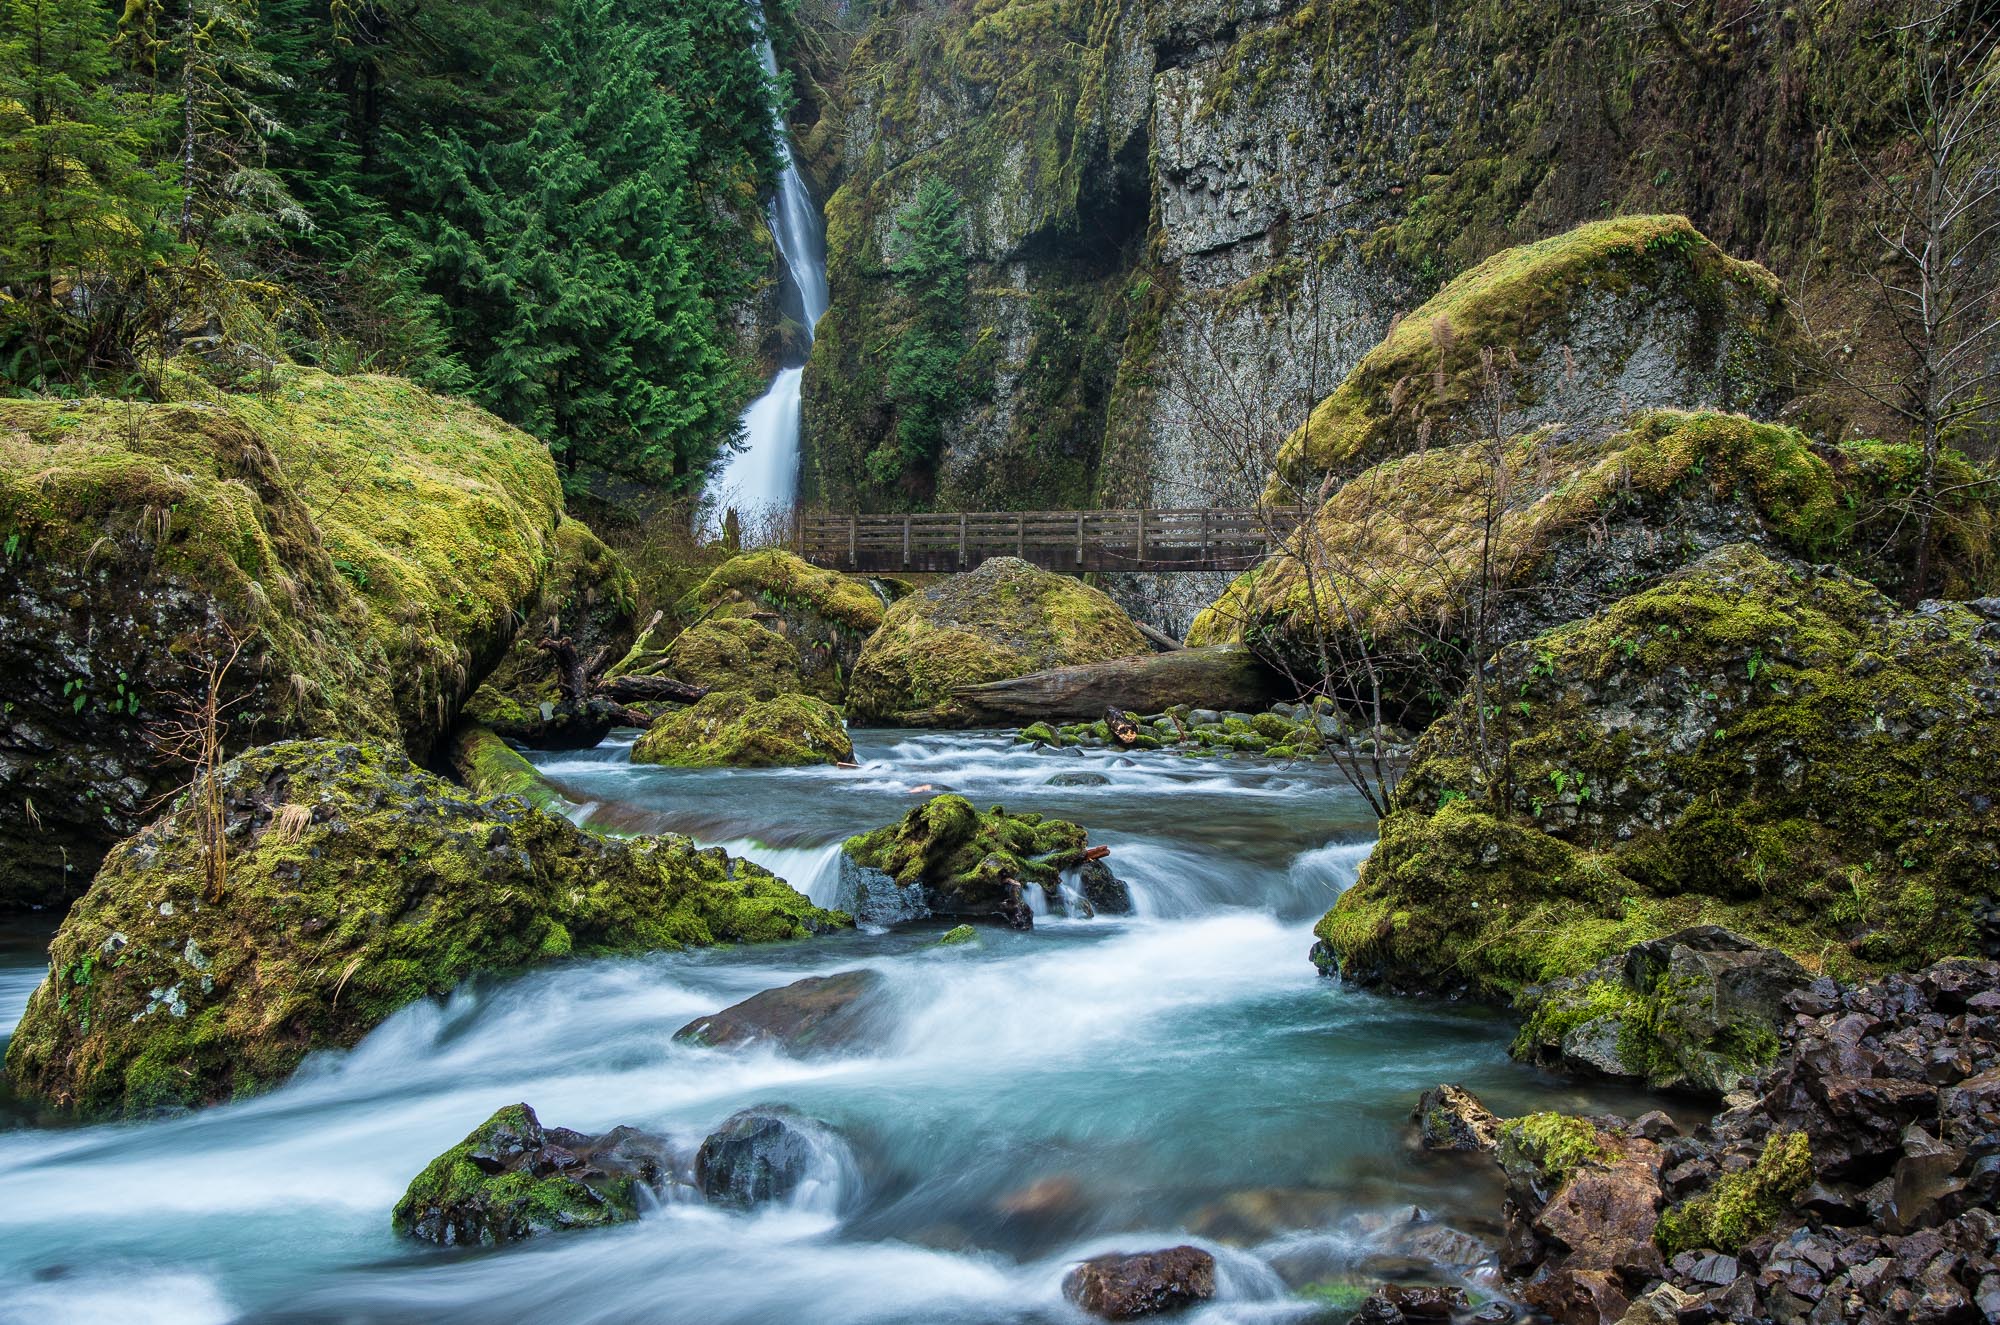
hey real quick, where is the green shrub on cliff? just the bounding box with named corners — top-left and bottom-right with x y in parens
top-left (2, 740), bottom-right (843, 1115)
top-left (1315, 544), bottom-right (2000, 998)
top-left (874, 178), bottom-right (971, 487)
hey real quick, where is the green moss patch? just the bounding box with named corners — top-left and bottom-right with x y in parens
top-left (1655, 1131), bottom-right (1813, 1256)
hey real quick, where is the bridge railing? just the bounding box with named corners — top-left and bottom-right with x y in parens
top-left (795, 507), bottom-right (1309, 574)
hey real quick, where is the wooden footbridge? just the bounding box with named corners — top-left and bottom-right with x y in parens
top-left (794, 507), bottom-right (1307, 574)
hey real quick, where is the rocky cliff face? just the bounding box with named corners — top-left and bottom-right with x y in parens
top-left (792, 0), bottom-right (1934, 631)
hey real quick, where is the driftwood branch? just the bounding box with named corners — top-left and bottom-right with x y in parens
top-left (952, 645), bottom-right (1284, 722)
top-left (597, 674), bottom-right (712, 705)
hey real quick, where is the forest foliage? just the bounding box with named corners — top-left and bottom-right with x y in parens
top-left (0, 0), bottom-right (792, 490)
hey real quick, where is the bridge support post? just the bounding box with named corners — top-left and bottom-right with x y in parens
top-left (847, 514), bottom-right (856, 567)
top-left (1016, 513), bottom-right (1025, 558)
top-left (958, 513), bottom-right (967, 567)
top-left (1137, 508), bottom-right (1147, 568)
top-left (902, 515), bottom-right (911, 570)
top-left (1075, 511), bottom-right (1084, 567)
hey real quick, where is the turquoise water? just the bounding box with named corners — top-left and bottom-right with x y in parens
top-left (0, 732), bottom-right (1662, 1323)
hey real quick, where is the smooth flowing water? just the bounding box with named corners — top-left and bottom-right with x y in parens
top-left (0, 732), bottom-right (1672, 1324)
top-left (703, 27), bottom-right (829, 533)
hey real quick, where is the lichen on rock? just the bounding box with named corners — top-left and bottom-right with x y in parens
top-left (847, 557), bottom-right (1148, 726)
top-left (2, 739), bottom-right (843, 1116)
top-left (630, 691), bottom-right (854, 768)
top-left (1315, 543), bottom-right (2000, 1000)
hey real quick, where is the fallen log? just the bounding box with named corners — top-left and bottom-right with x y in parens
top-left (598, 674), bottom-right (712, 705)
top-left (951, 645), bottom-right (1285, 722)
top-left (1134, 620), bottom-right (1183, 653)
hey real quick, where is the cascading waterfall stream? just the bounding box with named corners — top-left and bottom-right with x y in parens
top-left (702, 21), bottom-right (828, 536)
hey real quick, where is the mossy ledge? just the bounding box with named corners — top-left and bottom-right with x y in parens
top-left (1316, 543), bottom-right (2000, 1000)
top-left (631, 691), bottom-right (854, 768)
top-left (2, 740), bottom-right (845, 1116)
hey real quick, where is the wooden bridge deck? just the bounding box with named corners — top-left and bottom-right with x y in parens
top-left (795, 508), bottom-right (1306, 574)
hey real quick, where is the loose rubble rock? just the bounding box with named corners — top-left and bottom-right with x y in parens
top-left (1062, 1245), bottom-right (1217, 1320)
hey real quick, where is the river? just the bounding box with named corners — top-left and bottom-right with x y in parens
top-left (0, 731), bottom-right (1664, 1324)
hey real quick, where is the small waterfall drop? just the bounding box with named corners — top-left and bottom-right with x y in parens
top-left (704, 21), bottom-right (828, 537)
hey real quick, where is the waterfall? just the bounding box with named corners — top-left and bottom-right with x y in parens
top-left (703, 24), bottom-right (828, 539)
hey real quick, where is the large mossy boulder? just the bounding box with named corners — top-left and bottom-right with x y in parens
top-left (1315, 544), bottom-right (2000, 1001)
top-left (1192, 411), bottom-right (1999, 726)
top-left (632, 616), bottom-right (813, 701)
top-left (461, 518), bottom-right (637, 746)
top-left (2, 740), bottom-right (843, 1115)
top-left (0, 370), bottom-right (570, 909)
top-left (847, 557), bottom-right (1149, 726)
top-left (1265, 215), bottom-right (1814, 500)
top-left (672, 548), bottom-right (891, 701)
top-left (630, 691), bottom-right (853, 768)
top-left (393, 1103), bottom-right (671, 1245)
top-left (840, 793), bottom-right (1128, 923)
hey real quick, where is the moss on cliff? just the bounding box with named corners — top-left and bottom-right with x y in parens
top-left (0, 369), bottom-right (567, 908)
top-left (2, 740), bottom-right (842, 1115)
top-left (1315, 544), bottom-right (2000, 999)
top-left (847, 556), bottom-right (1147, 725)
top-left (631, 691), bottom-right (853, 768)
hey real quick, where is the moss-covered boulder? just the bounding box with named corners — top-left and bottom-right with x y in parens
top-left (630, 691), bottom-right (853, 768)
top-left (2, 740), bottom-right (842, 1115)
top-left (638, 617), bottom-right (812, 700)
top-left (393, 1103), bottom-right (671, 1245)
top-left (0, 370), bottom-right (570, 909)
top-left (847, 557), bottom-right (1149, 726)
top-left (840, 793), bottom-right (1128, 923)
top-left (671, 548), bottom-right (889, 701)
top-left (1265, 216), bottom-right (1814, 500)
top-left (460, 518), bottom-right (637, 746)
top-left (1315, 544), bottom-right (2000, 1001)
top-left (1193, 411), bottom-right (2000, 726)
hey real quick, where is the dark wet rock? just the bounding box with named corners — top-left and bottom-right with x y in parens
top-left (1047, 771), bottom-right (1112, 787)
top-left (1073, 858), bottom-right (1133, 917)
top-left (1061, 1245), bottom-right (1217, 1320)
top-left (1413, 1083), bottom-right (1501, 1152)
top-left (694, 1106), bottom-right (846, 1210)
top-left (1350, 1284), bottom-right (1470, 1323)
top-left (392, 1103), bottom-right (669, 1245)
top-left (673, 970), bottom-right (886, 1055)
top-left (1473, 958), bottom-right (2000, 1325)
top-left (1512, 927), bottom-right (1807, 1098)
top-left (834, 854), bottom-right (933, 928)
